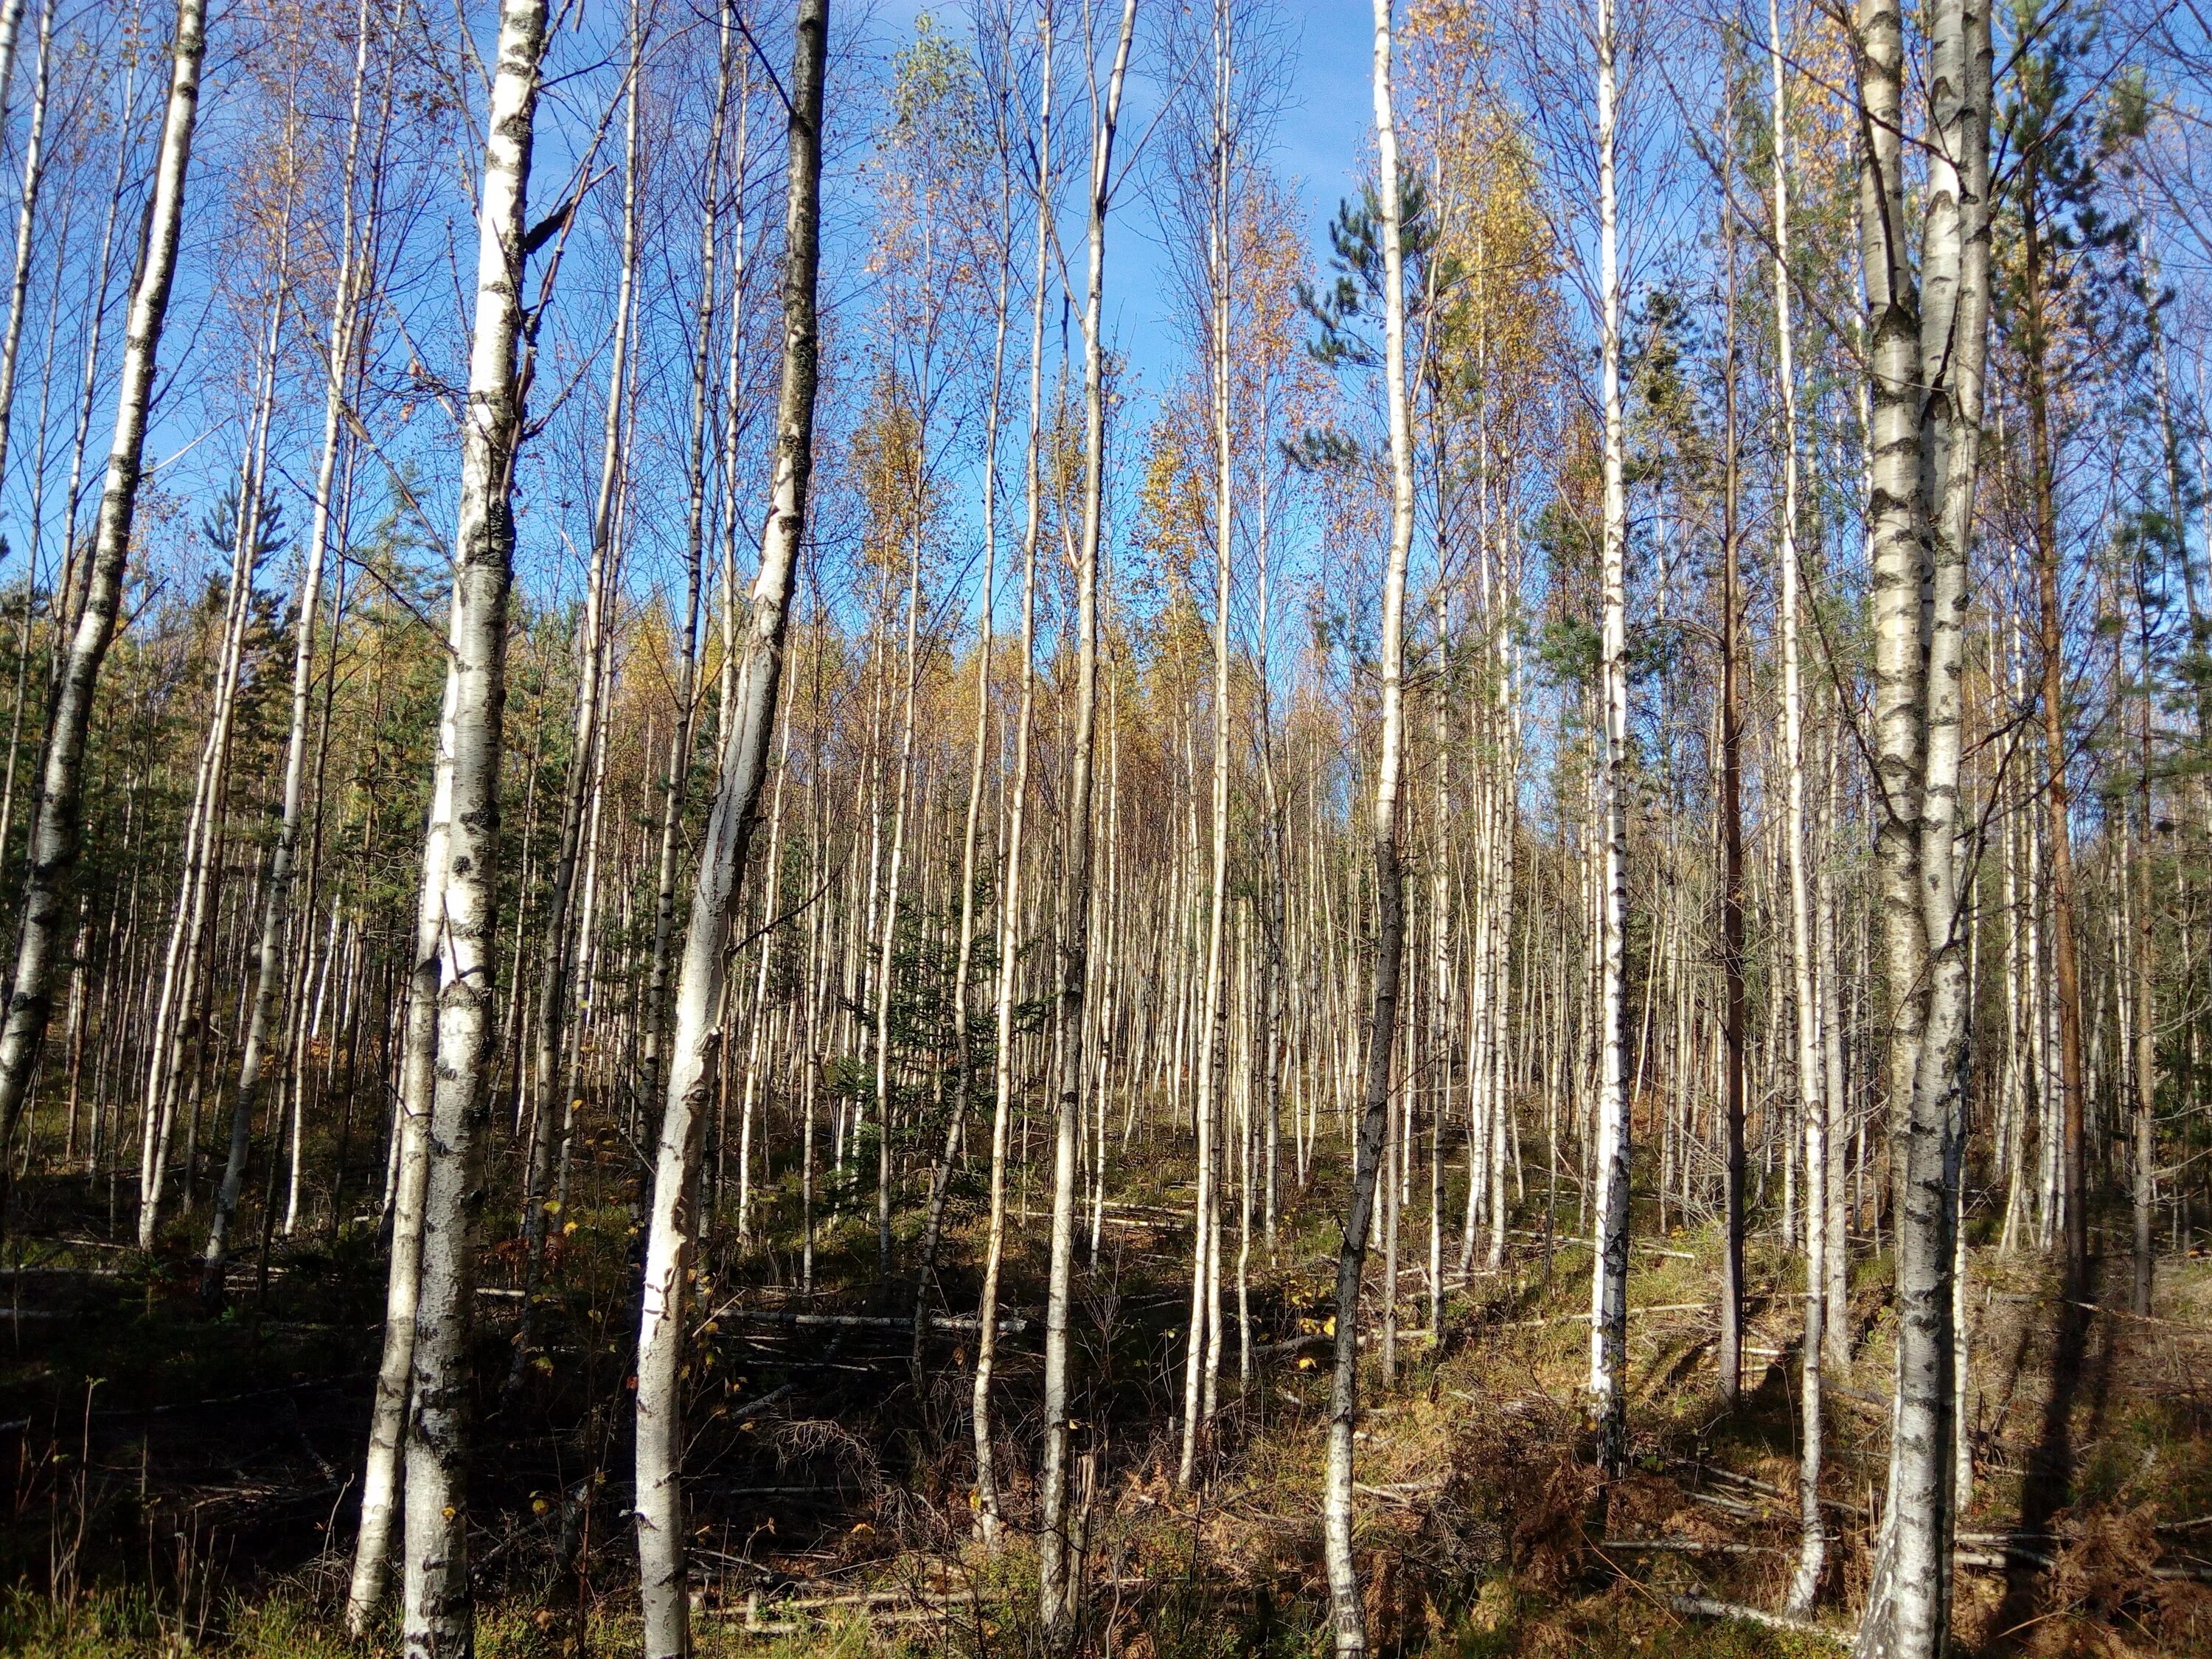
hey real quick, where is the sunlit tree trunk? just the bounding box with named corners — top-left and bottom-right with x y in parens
top-left (1324, 8), bottom-right (1411, 1650)
top-left (1773, 0), bottom-right (1827, 1612)
top-left (633, 7), bottom-right (824, 1651)
top-left (347, 644), bottom-right (459, 1636)
top-left (971, 16), bottom-right (1052, 1543)
top-left (0, 0), bottom-right (52, 500)
top-left (1717, 131), bottom-right (1747, 1412)
top-left (1038, 9), bottom-right (1133, 1644)
top-left (871, 509), bottom-right (922, 1273)
top-left (391, 6), bottom-right (549, 1653)
top-left (639, 0), bottom-right (736, 1157)
top-left (1851, 0), bottom-right (1988, 1652)
top-left (1181, 0), bottom-right (1233, 1484)
top-left (2023, 172), bottom-right (2087, 1272)
top-left (1585, 0), bottom-right (1633, 1480)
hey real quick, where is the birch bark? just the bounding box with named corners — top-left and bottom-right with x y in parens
top-left (1324, 7), bottom-right (1411, 1649)
top-left (1773, 0), bottom-right (1828, 1612)
top-left (1038, 9), bottom-right (1134, 1643)
top-left (1851, 0), bottom-right (1989, 1652)
top-left (971, 15), bottom-right (1051, 1543)
top-left (1585, 0), bottom-right (1633, 1479)
top-left (0, 0), bottom-right (52, 500)
top-left (633, 7), bottom-right (825, 1649)
top-left (1181, 0), bottom-right (1233, 1484)
top-left (639, 1), bottom-right (735, 1149)
top-left (397, 7), bottom-right (549, 1654)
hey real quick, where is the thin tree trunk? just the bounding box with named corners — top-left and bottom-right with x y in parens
top-left (0, 0), bottom-right (52, 500)
top-left (911, 120), bottom-right (1014, 1377)
top-left (1773, 1), bottom-right (1827, 1610)
top-left (639, 1), bottom-right (735, 1151)
top-left (1717, 128), bottom-right (1747, 1412)
top-left (871, 518), bottom-right (922, 1275)
top-left (2023, 173), bottom-right (2087, 1270)
top-left (1182, 2), bottom-right (1234, 1482)
top-left (349, 597), bottom-right (459, 1629)
top-left (1325, 10), bottom-right (1411, 1650)
top-left (1038, 13), bottom-right (1133, 1645)
top-left (972, 18), bottom-right (1052, 1543)
top-left (633, 7), bottom-right (824, 1650)
top-left (1585, 0), bottom-right (1633, 1481)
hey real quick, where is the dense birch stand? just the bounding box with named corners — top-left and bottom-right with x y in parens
top-left (4, 1), bottom-right (2208, 1655)
top-left (971, 6), bottom-right (1054, 1548)
top-left (204, 0), bottom-right (380, 1298)
top-left (0, 0), bottom-right (204, 1184)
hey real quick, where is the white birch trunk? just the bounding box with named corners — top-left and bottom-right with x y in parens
top-left (633, 7), bottom-right (825, 1649)
top-left (1324, 9), bottom-right (1412, 1649)
top-left (971, 20), bottom-right (1053, 1542)
top-left (397, 4), bottom-right (549, 1651)
top-left (1585, 0), bottom-right (1633, 1479)
top-left (1773, 0), bottom-right (1827, 1613)
top-left (1852, 0), bottom-right (1989, 1652)
top-left (0, 0), bottom-right (52, 500)
top-left (1039, 12), bottom-right (1133, 1644)
top-left (1182, 1), bottom-right (1234, 1482)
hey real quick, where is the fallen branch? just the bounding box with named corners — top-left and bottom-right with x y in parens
top-left (705, 1307), bottom-right (1032, 1335)
top-left (1606, 1537), bottom-right (1782, 1557)
top-left (2062, 1300), bottom-right (2211, 1334)
top-left (1507, 1301), bottom-right (1712, 1327)
top-left (736, 1587), bottom-right (980, 1637)
top-left (1355, 1479), bottom-right (1445, 1507)
top-left (1667, 1594), bottom-right (1848, 1646)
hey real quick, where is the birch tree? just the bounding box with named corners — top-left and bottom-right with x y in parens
top-left (1323, 7), bottom-right (1412, 1652)
top-left (971, 2), bottom-right (1052, 1545)
top-left (0, 0), bottom-right (205, 1189)
top-left (1037, 5), bottom-right (1135, 1643)
top-left (633, 4), bottom-right (827, 1651)
top-left (1850, 0), bottom-right (1991, 1652)
top-left (1770, 0), bottom-right (1829, 1615)
top-left (204, 0), bottom-right (379, 1298)
top-left (384, 2), bottom-right (551, 1651)
top-left (1585, 0), bottom-right (1632, 1480)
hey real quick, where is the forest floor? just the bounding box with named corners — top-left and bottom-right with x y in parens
top-left (0, 1132), bottom-right (2207, 1657)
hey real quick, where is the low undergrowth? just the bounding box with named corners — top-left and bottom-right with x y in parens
top-left (1, 1132), bottom-right (2205, 1655)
